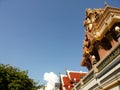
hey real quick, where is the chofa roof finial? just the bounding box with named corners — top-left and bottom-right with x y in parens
top-left (64, 66), bottom-right (68, 71)
top-left (104, 1), bottom-right (109, 7)
top-left (59, 72), bottom-right (61, 76)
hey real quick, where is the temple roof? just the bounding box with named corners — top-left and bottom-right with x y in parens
top-left (59, 70), bottom-right (87, 90)
top-left (60, 74), bottom-right (74, 90)
top-left (66, 70), bottom-right (87, 83)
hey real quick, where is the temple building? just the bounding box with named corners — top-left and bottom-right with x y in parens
top-left (73, 3), bottom-right (120, 90)
top-left (59, 3), bottom-right (120, 90)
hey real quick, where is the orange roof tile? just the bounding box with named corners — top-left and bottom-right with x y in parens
top-left (60, 75), bottom-right (74, 90)
top-left (67, 71), bottom-right (87, 83)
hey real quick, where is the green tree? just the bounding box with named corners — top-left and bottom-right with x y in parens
top-left (0, 64), bottom-right (42, 90)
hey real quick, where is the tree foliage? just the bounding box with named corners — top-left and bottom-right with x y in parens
top-left (0, 64), bottom-right (42, 90)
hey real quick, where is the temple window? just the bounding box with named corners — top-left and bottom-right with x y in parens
top-left (106, 31), bottom-right (117, 48)
top-left (110, 23), bottom-right (120, 41)
top-left (94, 39), bottom-right (111, 60)
top-left (100, 37), bottom-right (112, 50)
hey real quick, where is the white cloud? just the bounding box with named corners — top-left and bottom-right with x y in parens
top-left (44, 72), bottom-right (58, 90)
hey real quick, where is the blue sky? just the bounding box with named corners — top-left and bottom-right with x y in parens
top-left (0, 0), bottom-right (119, 84)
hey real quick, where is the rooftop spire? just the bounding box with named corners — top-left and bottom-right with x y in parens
top-left (64, 67), bottom-right (68, 71)
top-left (59, 72), bottom-right (61, 77)
top-left (104, 1), bottom-right (109, 7)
